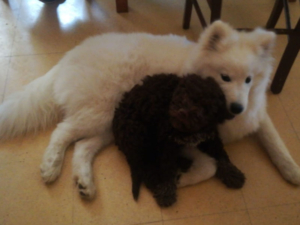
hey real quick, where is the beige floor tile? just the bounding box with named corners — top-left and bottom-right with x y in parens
top-left (277, 77), bottom-right (300, 136)
top-left (249, 203), bottom-right (300, 225)
top-left (11, 0), bottom-right (118, 55)
top-left (0, 57), bottom-right (10, 102)
top-left (227, 94), bottom-right (300, 209)
top-left (141, 222), bottom-right (163, 225)
top-left (227, 0), bottom-right (300, 27)
top-left (2, 0), bottom-right (22, 11)
top-left (0, 0), bottom-right (19, 57)
top-left (267, 92), bottom-right (300, 165)
top-left (224, 3), bottom-right (273, 28)
top-left (4, 53), bottom-right (63, 98)
top-left (0, 128), bottom-right (55, 165)
top-left (0, 142), bottom-right (74, 225)
top-left (163, 211), bottom-right (251, 225)
top-left (227, 137), bottom-right (300, 209)
top-left (188, 2), bottom-right (237, 31)
top-left (10, 0), bottom-right (201, 56)
top-left (72, 145), bottom-right (162, 225)
top-left (161, 180), bottom-right (246, 220)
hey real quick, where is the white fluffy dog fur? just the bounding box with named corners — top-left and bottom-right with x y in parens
top-left (0, 21), bottom-right (299, 199)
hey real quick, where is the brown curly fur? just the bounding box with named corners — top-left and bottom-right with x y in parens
top-left (113, 74), bottom-right (245, 207)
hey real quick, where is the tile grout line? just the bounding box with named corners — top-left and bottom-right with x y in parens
top-left (1, 0), bottom-right (22, 103)
top-left (159, 208), bottom-right (251, 223)
top-left (246, 201), bottom-right (300, 211)
top-left (240, 189), bottom-right (253, 225)
top-left (277, 93), bottom-right (300, 143)
top-left (72, 183), bottom-right (75, 225)
top-left (8, 1), bottom-right (66, 60)
top-left (11, 51), bottom-right (67, 58)
top-left (1, 56), bottom-right (12, 103)
top-left (160, 206), bottom-right (163, 224)
top-left (131, 219), bottom-right (163, 225)
top-left (71, 187), bottom-right (74, 225)
top-left (8, 0), bottom-right (22, 59)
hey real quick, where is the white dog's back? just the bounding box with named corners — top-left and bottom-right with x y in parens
top-left (1, 21), bottom-right (299, 199)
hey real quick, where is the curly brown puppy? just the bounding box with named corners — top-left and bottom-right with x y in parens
top-left (113, 74), bottom-right (245, 207)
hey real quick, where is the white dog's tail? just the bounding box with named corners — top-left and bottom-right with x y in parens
top-left (0, 68), bottom-right (60, 140)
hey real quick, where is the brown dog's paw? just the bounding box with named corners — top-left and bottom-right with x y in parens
top-left (155, 193), bottom-right (177, 207)
top-left (152, 182), bottom-right (177, 207)
top-left (216, 162), bottom-right (246, 189)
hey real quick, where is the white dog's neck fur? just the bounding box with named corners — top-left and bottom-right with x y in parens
top-left (182, 22), bottom-right (275, 143)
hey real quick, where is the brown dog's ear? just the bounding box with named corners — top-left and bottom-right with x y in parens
top-left (199, 20), bottom-right (235, 52)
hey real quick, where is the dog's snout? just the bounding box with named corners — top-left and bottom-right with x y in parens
top-left (230, 103), bottom-right (244, 114)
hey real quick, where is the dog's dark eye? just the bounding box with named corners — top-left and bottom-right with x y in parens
top-left (221, 74), bottom-right (231, 82)
top-left (245, 77), bottom-right (252, 84)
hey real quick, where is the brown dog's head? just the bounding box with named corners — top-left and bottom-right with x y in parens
top-left (169, 75), bottom-right (233, 133)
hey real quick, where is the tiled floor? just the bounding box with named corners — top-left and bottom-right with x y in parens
top-left (0, 0), bottom-right (300, 224)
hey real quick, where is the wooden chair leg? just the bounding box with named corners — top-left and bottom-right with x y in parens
top-left (271, 18), bottom-right (300, 94)
top-left (266, 0), bottom-right (283, 28)
top-left (210, 0), bottom-right (222, 23)
top-left (193, 0), bottom-right (208, 28)
top-left (116, 0), bottom-right (128, 13)
top-left (183, 0), bottom-right (193, 29)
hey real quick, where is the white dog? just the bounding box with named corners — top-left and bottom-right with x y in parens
top-left (0, 21), bottom-right (299, 199)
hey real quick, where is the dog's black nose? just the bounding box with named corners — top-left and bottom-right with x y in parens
top-left (230, 103), bottom-right (244, 114)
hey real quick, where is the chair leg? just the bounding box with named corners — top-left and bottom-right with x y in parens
top-left (266, 0), bottom-right (283, 28)
top-left (193, 0), bottom-right (208, 28)
top-left (210, 0), bottom-right (222, 23)
top-left (183, 0), bottom-right (193, 29)
top-left (271, 18), bottom-right (300, 94)
top-left (116, 0), bottom-right (128, 13)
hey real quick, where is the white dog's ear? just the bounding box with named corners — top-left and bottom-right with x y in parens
top-left (252, 28), bottom-right (276, 57)
top-left (200, 20), bottom-right (235, 52)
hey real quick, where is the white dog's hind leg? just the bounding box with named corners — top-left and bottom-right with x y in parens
top-left (40, 121), bottom-right (78, 183)
top-left (257, 113), bottom-right (300, 185)
top-left (177, 147), bottom-right (217, 188)
top-left (72, 134), bottom-right (113, 200)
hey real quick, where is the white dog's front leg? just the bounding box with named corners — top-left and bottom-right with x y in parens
top-left (177, 147), bottom-right (217, 188)
top-left (257, 113), bottom-right (300, 185)
top-left (40, 122), bottom-right (77, 183)
top-left (72, 133), bottom-right (113, 200)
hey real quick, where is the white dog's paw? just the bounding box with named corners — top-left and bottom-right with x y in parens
top-left (282, 165), bottom-right (300, 186)
top-left (40, 160), bottom-right (62, 183)
top-left (177, 176), bottom-right (191, 188)
top-left (74, 176), bottom-right (96, 200)
top-left (177, 172), bottom-right (199, 188)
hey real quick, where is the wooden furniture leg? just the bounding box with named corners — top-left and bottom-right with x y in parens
top-left (116, 0), bottom-right (128, 13)
top-left (183, 0), bottom-right (193, 29)
top-left (271, 18), bottom-right (300, 94)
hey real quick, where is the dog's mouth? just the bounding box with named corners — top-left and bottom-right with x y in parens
top-left (226, 112), bottom-right (235, 120)
top-left (171, 131), bottom-right (216, 146)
